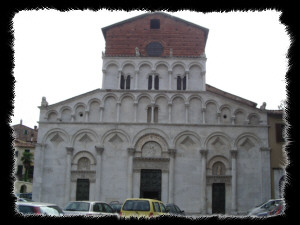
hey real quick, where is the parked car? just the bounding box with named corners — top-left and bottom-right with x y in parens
top-left (268, 201), bottom-right (284, 216)
top-left (165, 203), bottom-right (185, 216)
top-left (120, 198), bottom-right (169, 218)
top-left (248, 199), bottom-right (283, 216)
top-left (109, 201), bottom-right (122, 214)
top-left (16, 202), bottom-right (64, 216)
top-left (63, 201), bottom-right (116, 216)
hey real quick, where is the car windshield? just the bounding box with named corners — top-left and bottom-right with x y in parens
top-left (64, 202), bottom-right (90, 211)
top-left (122, 200), bottom-right (150, 211)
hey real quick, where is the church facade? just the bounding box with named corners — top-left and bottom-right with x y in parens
top-left (32, 12), bottom-right (271, 215)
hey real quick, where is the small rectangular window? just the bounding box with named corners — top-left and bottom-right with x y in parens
top-left (150, 19), bottom-right (160, 29)
top-left (275, 123), bottom-right (285, 143)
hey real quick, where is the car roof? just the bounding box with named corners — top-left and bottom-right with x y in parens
top-left (16, 202), bottom-right (58, 206)
top-left (124, 198), bottom-right (163, 202)
top-left (67, 201), bottom-right (108, 204)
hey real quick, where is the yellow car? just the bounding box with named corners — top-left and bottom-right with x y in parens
top-left (120, 198), bottom-right (169, 218)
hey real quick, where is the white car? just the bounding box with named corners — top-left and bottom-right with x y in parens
top-left (16, 202), bottom-right (64, 216)
top-left (63, 201), bottom-right (117, 216)
top-left (248, 199), bottom-right (283, 216)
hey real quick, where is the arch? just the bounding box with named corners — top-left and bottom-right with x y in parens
top-left (188, 62), bottom-right (204, 71)
top-left (119, 92), bottom-right (135, 102)
top-left (205, 99), bottom-right (219, 109)
top-left (45, 109), bottom-right (58, 120)
top-left (171, 61), bottom-right (187, 71)
top-left (234, 108), bottom-right (246, 125)
top-left (42, 128), bottom-right (70, 144)
top-left (207, 155), bottom-right (230, 171)
top-left (71, 129), bottom-right (100, 147)
top-left (220, 104), bottom-right (232, 124)
top-left (59, 106), bottom-right (72, 115)
top-left (137, 61), bottom-right (153, 70)
top-left (136, 93), bottom-right (153, 103)
top-left (132, 128), bottom-right (170, 149)
top-left (248, 113), bottom-right (261, 125)
top-left (204, 132), bottom-right (233, 150)
top-left (154, 61), bottom-right (170, 71)
top-left (103, 60), bottom-right (120, 70)
top-left (173, 130), bottom-right (202, 148)
top-left (187, 94), bottom-right (203, 105)
top-left (87, 98), bottom-right (101, 109)
top-left (73, 102), bottom-right (87, 111)
top-left (101, 129), bottom-right (131, 145)
top-left (170, 94), bottom-right (186, 103)
top-left (121, 61), bottom-right (136, 70)
top-left (234, 132), bottom-right (263, 149)
top-left (102, 93), bottom-right (118, 103)
top-left (72, 150), bottom-right (96, 165)
top-left (154, 93), bottom-right (169, 103)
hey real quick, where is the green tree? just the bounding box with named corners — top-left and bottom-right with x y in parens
top-left (21, 151), bottom-right (34, 182)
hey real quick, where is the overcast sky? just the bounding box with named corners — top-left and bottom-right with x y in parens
top-left (11, 9), bottom-right (290, 128)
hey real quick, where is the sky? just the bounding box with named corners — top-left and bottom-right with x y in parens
top-left (11, 9), bottom-right (290, 128)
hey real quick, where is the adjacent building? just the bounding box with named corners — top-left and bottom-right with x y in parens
top-left (32, 12), bottom-right (272, 215)
top-left (12, 121), bottom-right (38, 195)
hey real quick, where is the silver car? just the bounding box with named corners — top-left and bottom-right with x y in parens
top-left (16, 202), bottom-right (64, 216)
top-left (63, 201), bottom-right (117, 216)
top-left (248, 199), bottom-right (283, 216)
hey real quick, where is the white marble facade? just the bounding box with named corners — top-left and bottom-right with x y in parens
top-left (32, 23), bottom-right (271, 216)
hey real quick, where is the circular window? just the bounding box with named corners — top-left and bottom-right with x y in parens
top-left (146, 41), bottom-right (163, 56)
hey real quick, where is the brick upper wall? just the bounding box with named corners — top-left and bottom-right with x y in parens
top-left (102, 12), bottom-right (209, 57)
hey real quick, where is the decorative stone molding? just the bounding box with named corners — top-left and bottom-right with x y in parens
top-left (71, 170), bottom-right (96, 183)
top-left (207, 175), bottom-right (232, 185)
top-left (260, 147), bottom-right (271, 152)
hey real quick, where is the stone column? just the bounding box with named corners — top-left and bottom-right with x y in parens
top-left (168, 70), bottom-right (172, 90)
top-left (152, 74), bottom-right (155, 90)
top-left (135, 70), bottom-right (139, 90)
top-left (230, 149), bottom-right (238, 214)
top-left (99, 106), bottom-right (104, 122)
top-left (116, 101), bottom-right (121, 122)
top-left (33, 143), bottom-right (47, 202)
top-left (65, 147), bottom-right (74, 204)
top-left (185, 103), bottom-right (189, 124)
top-left (118, 70), bottom-right (122, 89)
top-left (168, 102), bottom-right (172, 123)
top-left (185, 71), bottom-right (189, 90)
top-left (260, 147), bottom-right (272, 202)
top-left (134, 101), bottom-right (138, 122)
top-left (217, 112), bottom-right (221, 124)
top-left (168, 149), bottom-right (176, 203)
top-left (151, 104), bottom-right (154, 123)
top-left (95, 146), bottom-right (104, 201)
top-left (200, 149), bottom-right (208, 214)
top-left (102, 69), bottom-right (106, 88)
top-left (85, 110), bottom-right (89, 122)
top-left (202, 108), bottom-right (206, 124)
top-left (127, 148), bottom-right (136, 198)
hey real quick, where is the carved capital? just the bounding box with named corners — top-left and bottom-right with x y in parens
top-left (230, 150), bottom-right (238, 158)
top-left (66, 147), bottom-right (74, 155)
top-left (168, 148), bottom-right (176, 157)
top-left (95, 146), bottom-right (104, 155)
top-left (200, 149), bottom-right (208, 157)
top-left (127, 148), bottom-right (136, 156)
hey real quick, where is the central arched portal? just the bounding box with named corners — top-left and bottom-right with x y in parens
top-left (132, 134), bottom-right (172, 202)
